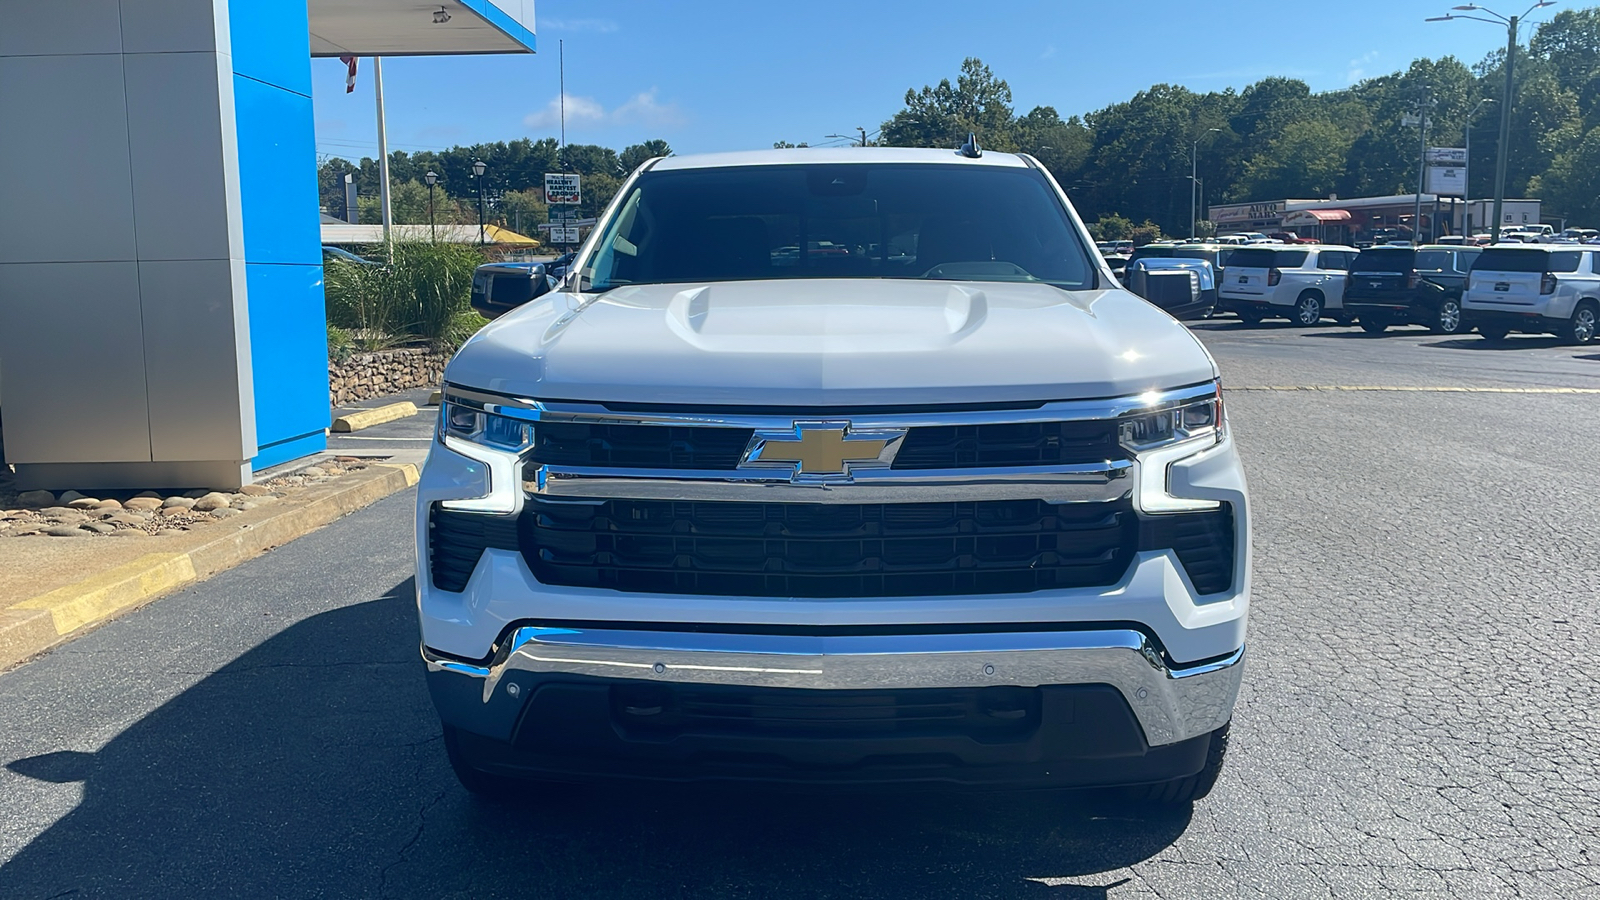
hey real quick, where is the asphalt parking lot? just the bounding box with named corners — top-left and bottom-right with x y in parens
top-left (1, 320), bottom-right (1597, 898)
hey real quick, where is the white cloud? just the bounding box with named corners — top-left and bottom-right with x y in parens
top-left (540, 17), bottom-right (619, 33)
top-left (523, 89), bottom-right (684, 130)
top-left (1347, 51), bottom-right (1379, 84)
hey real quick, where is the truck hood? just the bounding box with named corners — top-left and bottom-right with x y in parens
top-left (446, 279), bottom-right (1217, 406)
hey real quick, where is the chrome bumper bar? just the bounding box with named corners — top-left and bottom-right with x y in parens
top-left (525, 460), bottom-right (1132, 503)
top-left (424, 627), bottom-right (1244, 747)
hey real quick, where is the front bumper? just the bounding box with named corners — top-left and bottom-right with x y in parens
top-left (425, 626), bottom-right (1244, 749)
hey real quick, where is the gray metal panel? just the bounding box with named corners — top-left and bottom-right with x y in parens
top-left (12, 460), bottom-right (250, 492)
top-left (0, 262), bottom-right (152, 463)
top-left (123, 50), bottom-right (239, 262)
top-left (139, 258), bottom-right (255, 461)
top-left (118, 0), bottom-right (225, 54)
top-left (0, 54), bottom-right (137, 264)
top-left (0, 0), bottom-right (124, 56)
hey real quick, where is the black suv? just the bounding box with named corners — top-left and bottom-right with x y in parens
top-left (1344, 245), bottom-right (1481, 335)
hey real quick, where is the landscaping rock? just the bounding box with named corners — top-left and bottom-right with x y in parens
top-left (162, 497), bottom-right (196, 509)
top-left (92, 499), bottom-right (123, 510)
top-left (193, 492), bottom-right (232, 512)
top-left (159, 506), bottom-right (191, 518)
top-left (45, 525), bottom-right (89, 537)
top-left (124, 497), bottom-right (164, 512)
top-left (58, 490), bottom-right (88, 504)
top-left (238, 484), bottom-right (272, 497)
top-left (301, 466), bottom-right (328, 477)
top-left (107, 513), bottom-right (148, 527)
top-left (210, 507), bottom-right (242, 518)
top-left (66, 497), bottom-right (103, 510)
top-left (132, 490), bottom-right (162, 499)
top-left (182, 489), bottom-right (210, 499)
top-left (83, 522), bottom-right (116, 534)
top-left (234, 501), bottom-right (257, 511)
top-left (18, 490), bottom-right (55, 508)
top-left (9, 524), bottom-right (44, 537)
top-left (43, 510), bottom-right (87, 524)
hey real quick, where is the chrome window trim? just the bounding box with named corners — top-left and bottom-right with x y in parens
top-left (442, 381), bottom-right (1220, 430)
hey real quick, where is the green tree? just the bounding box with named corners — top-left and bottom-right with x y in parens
top-left (1091, 213), bottom-right (1135, 241)
top-left (1231, 120), bottom-right (1353, 201)
top-left (620, 139), bottom-right (672, 173)
top-left (879, 58), bottom-right (1016, 150)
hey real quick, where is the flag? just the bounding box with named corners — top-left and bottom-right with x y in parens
top-left (339, 55), bottom-right (358, 93)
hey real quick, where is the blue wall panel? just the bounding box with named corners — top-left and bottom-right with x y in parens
top-left (228, 0), bottom-right (313, 97)
top-left (230, 0), bottom-right (327, 471)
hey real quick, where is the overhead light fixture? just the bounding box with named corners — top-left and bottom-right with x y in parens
top-left (432, 5), bottom-right (451, 24)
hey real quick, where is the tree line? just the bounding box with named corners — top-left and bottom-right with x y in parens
top-left (876, 8), bottom-right (1600, 233)
top-left (319, 8), bottom-right (1600, 238)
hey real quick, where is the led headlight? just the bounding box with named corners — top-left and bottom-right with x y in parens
top-left (437, 401), bottom-right (535, 513)
top-left (1120, 391), bottom-right (1224, 513)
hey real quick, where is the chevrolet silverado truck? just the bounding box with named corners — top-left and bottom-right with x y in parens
top-left (417, 146), bottom-right (1251, 803)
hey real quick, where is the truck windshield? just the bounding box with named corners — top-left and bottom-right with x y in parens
top-left (580, 163), bottom-right (1096, 292)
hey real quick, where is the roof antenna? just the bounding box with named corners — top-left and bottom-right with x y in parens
top-left (957, 132), bottom-right (982, 158)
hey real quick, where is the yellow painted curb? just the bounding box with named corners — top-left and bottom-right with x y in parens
top-left (0, 462), bottom-right (420, 672)
top-left (332, 401), bottom-right (419, 433)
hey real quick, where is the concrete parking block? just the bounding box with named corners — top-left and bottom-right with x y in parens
top-left (331, 401), bottom-right (419, 433)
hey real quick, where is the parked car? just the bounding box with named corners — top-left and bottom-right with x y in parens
top-left (1123, 256), bottom-right (1217, 319)
top-left (1216, 244), bottom-right (1359, 326)
top-left (469, 261), bottom-right (552, 319)
top-left (1344, 244), bottom-right (1482, 335)
top-left (1103, 253), bottom-right (1131, 280)
top-left (546, 251), bottom-right (577, 281)
top-left (421, 147), bottom-right (1250, 803)
top-left (321, 245), bottom-right (381, 267)
top-left (1462, 246), bottom-right (1600, 344)
top-left (1561, 228), bottom-right (1597, 241)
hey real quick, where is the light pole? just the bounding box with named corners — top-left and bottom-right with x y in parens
top-left (1191, 128), bottom-right (1221, 239)
top-left (471, 159), bottom-right (487, 245)
top-left (1429, 1), bottom-right (1557, 243)
top-left (1410, 85), bottom-right (1435, 244)
top-left (1464, 99), bottom-right (1494, 234)
top-left (424, 170), bottom-right (439, 242)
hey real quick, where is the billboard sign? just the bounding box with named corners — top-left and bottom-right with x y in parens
top-left (1209, 201), bottom-right (1282, 225)
top-left (1427, 166), bottom-right (1466, 196)
top-left (1426, 147), bottom-right (1468, 165)
top-left (544, 173), bottom-right (581, 205)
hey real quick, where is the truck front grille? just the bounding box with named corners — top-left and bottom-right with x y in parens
top-left (525, 420), bottom-right (1125, 472)
top-left (521, 497), bottom-right (1136, 598)
top-left (427, 501), bottom-right (1236, 598)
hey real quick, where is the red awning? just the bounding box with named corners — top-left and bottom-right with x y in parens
top-left (1283, 209), bottom-right (1352, 226)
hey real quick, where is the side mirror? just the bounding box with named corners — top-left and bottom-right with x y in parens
top-left (470, 263), bottom-right (551, 319)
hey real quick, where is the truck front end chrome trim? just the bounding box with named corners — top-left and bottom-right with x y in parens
top-left (423, 627), bottom-right (1244, 747)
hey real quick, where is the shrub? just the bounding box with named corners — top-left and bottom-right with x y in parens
top-left (327, 324), bottom-right (355, 364)
top-left (323, 241), bottom-right (489, 351)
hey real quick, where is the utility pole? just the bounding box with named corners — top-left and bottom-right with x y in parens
top-left (559, 40), bottom-right (566, 156)
top-left (1492, 16), bottom-right (1518, 243)
top-left (373, 56), bottom-right (393, 254)
top-left (858, 126), bottom-right (867, 147)
top-left (1191, 128), bottom-right (1220, 240)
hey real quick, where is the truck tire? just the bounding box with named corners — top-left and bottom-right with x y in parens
top-left (1432, 298), bottom-right (1464, 335)
top-left (1291, 291), bottom-right (1323, 327)
top-left (1559, 301), bottom-right (1598, 345)
top-left (1128, 722), bottom-right (1230, 805)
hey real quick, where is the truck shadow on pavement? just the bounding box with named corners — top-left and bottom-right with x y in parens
top-left (1, 582), bottom-right (1190, 899)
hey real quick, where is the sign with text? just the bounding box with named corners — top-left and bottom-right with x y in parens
top-left (544, 173), bottom-right (581, 205)
top-left (549, 206), bottom-right (579, 220)
top-left (1427, 166), bottom-right (1466, 196)
top-left (1209, 201), bottom-right (1282, 225)
top-left (551, 225), bottom-right (581, 243)
top-left (1426, 147), bottom-right (1468, 165)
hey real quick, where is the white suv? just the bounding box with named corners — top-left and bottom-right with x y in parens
top-left (1462, 246), bottom-right (1600, 344)
top-left (1217, 244), bottom-right (1359, 326)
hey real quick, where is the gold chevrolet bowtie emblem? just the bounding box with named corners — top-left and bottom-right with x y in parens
top-left (741, 423), bottom-right (904, 478)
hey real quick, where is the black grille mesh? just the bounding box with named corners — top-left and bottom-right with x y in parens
top-left (522, 497), bottom-right (1136, 598)
top-left (1137, 506), bottom-right (1235, 595)
top-left (429, 506), bottom-right (519, 592)
top-left (892, 421), bottom-right (1121, 469)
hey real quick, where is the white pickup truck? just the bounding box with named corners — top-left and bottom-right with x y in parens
top-left (417, 146), bottom-right (1251, 803)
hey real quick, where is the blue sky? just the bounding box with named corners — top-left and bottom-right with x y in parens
top-left (312, 0), bottom-right (1546, 162)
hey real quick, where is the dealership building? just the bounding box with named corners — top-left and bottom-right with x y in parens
top-left (0, 2), bottom-right (536, 490)
top-left (1209, 194), bottom-right (1543, 244)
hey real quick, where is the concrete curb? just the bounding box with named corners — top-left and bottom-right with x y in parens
top-left (0, 462), bottom-right (420, 672)
top-left (332, 401), bottom-right (419, 432)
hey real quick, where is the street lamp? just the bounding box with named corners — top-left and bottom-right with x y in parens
top-left (471, 159), bottom-right (487, 245)
top-left (1191, 128), bottom-right (1222, 239)
top-left (424, 170), bottom-right (439, 242)
top-left (1429, 1), bottom-right (1558, 242)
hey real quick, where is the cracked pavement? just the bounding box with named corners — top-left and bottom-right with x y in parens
top-left (0, 321), bottom-right (1597, 898)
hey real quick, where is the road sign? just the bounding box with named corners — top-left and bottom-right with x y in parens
top-left (1427, 147), bottom-right (1468, 165)
top-left (1427, 166), bottom-right (1466, 196)
top-left (550, 225), bottom-right (581, 243)
top-left (544, 173), bottom-right (581, 205)
top-left (549, 206), bottom-right (579, 220)
top-left (1401, 114), bottom-right (1432, 129)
